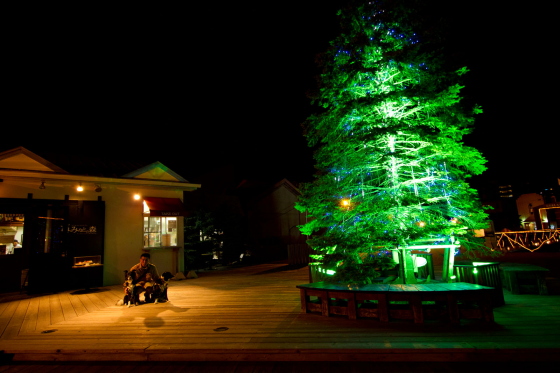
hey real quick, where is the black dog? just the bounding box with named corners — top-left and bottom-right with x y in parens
top-left (120, 270), bottom-right (141, 307)
top-left (152, 271), bottom-right (174, 303)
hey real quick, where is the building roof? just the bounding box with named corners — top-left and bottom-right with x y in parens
top-left (0, 147), bottom-right (200, 191)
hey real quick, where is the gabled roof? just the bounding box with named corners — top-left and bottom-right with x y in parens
top-left (272, 178), bottom-right (301, 197)
top-left (236, 178), bottom-right (301, 209)
top-left (0, 147), bottom-right (199, 191)
top-left (0, 147), bottom-right (190, 182)
top-left (0, 147), bottom-right (68, 173)
top-left (237, 178), bottom-right (301, 197)
top-left (123, 162), bottom-right (188, 182)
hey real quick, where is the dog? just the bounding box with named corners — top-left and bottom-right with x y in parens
top-left (117, 270), bottom-right (141, 307)
top-left (152, 271), bottom-right (174, 304)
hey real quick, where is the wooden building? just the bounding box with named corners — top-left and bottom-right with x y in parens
top-left (238, 178), bottom-right (309, 264)
top-left (0, 147), bottom-right (199, 293)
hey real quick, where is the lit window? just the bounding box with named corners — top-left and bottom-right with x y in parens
top-left (0, 214), bottom-right (25, 255)
top-left (142, 201), bottom-right (178, 247)
top-left (143, 216), bottom-right (178, 247)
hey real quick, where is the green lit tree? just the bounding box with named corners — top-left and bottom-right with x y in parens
top-left (296, 0), bottom-right (489, 284)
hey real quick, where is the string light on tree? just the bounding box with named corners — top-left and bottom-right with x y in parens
top-left (296, 0), bottom-right (489, 285)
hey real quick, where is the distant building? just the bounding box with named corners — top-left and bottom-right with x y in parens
top-left (532, 201), bottom-right (560, 230)
top-left (475, 179), bottom-right (520, 231)
top-left (238, 178), bottom-right (309, 264)
top-left (0, 147), bottom-right (199, 293)
top-left (498, 184), bottom-right (514, 198)
top-left (516, 193), bottom-right (544, 231)
top-left (515, 179), bottom-right (559, 230)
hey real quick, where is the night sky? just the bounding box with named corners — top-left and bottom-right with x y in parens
top-left (5, 1), bottom-right (557, 190)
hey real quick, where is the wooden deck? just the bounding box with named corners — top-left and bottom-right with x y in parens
top-left (1, 261), bottom-right (560, 365)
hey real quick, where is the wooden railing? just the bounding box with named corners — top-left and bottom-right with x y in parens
top-left (453, 261), bottom-right (504, 306)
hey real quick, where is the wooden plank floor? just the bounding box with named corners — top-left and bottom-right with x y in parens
top-left (1, 261), bottom-right (559, 364)
top-left (0, 361), bottom-right (557, 373)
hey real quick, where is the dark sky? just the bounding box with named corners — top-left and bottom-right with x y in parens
top-left (5, 1), bottom-right (557, 188)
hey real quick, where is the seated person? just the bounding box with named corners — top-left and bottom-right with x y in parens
top-left (5, 240), bottom-right (21, 255)
top-left (129, 253), bottom-right (162, 303)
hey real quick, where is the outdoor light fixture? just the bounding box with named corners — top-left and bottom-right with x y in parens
top-left (414, 256), bottom-right (428, 268)
top-left (133, 193), bottom-right (141, 200)
top-left (95, 184), bottom-right (102, 192)
top-left (77, 183), bottom-right (84, 192)
top-left (39, 180), bottom-right (46, 189)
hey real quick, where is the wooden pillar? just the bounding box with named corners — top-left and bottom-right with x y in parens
top-left (442, 247), bottom-right (455, 283)
top-left (396, 248), bottom-right (417, 284)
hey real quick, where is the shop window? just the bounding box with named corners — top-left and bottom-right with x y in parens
top-left (0, 214), bottom-right (24, 255)
top-left (143, 216), bottom-right (178, 247)
top-left (143, 200), bottom-right (179, 248)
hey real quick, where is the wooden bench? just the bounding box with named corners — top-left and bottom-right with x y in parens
top-left (297, 282), bottom-right (495, 324)
top-left (499, 263), bottom-right (549, 295)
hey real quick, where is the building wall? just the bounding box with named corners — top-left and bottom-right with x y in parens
top-left (245, 181), bottom-right (308, 262)
top-left (516, 193), bottom-right (544, 230)
top-left (0, 178), bottom-right (185, 288)
top-left (251, 184), bottom-right (306, 246)
top-left (103, 186), bottom-right (185, 286)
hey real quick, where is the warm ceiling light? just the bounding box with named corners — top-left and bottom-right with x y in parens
top-left (77, 183), bottom-right (84, 192)
top-left (133, 194), bottom-right (141, 200)
top-left (39, 180), bottom-right (46, 189)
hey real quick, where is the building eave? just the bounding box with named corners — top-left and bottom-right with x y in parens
top-left (0, 169), bottom-right (201, 191)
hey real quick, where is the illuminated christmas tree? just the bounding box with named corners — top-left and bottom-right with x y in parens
top-left (296, 0), bottom-right (489, 284)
